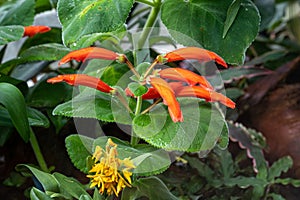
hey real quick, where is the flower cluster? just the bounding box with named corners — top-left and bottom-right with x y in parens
top-left (87, 139), bottom-right (135, 197)
top-left (47, 46), bottom-right (235, 123)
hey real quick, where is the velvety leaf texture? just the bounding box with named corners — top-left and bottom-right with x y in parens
top-left (133, 98), bottom-right (228, 152)
top-left (57, 0), bottom-right (134, 48)
top-left (161, 0), bottom-right (260, 65)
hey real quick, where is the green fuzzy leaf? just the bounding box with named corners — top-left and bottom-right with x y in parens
top-left (128, 82), bottom-right (148, 97)
top-left (100, 62), bottom-right (131, 87)
top-left (16, 165), bottom-right (59, 193)
top-left (65, 135), bottom-right (94, 173)
top-left (268, 156), bottom-right (293, 181)
top-left (0, 25), bottom-right (24, 45)
top-left (0, 0), bottom-right (34, 26)
top-left (135, 62), bottom-right (151, 76)
top-left (0, 83), bottom-right (30, 142)
top-left (53, 87), bottom-right (133, 124)
top-left (122, 177), bottom-right (178, 200)
top-left (93, 137), bottom-right (171, 176)
top-left (161, 0), bottom-right (260, 65)
top-left (57, 0), bottom-right (134, 48)
top-left (133, 98), bottom-right (228, 152)
top-left (20, 43), bottom-right (71, 62)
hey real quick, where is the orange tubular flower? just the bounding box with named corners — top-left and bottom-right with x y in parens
top-left (159, 68), bottom-right (213, 90)
top-left (59, 47), bottom-right (119, 66)
top-left (150, 77), bottom-right (183, 122)
top-left (47, 74), bottom-right (114, 93)
top-left (161, 47), bottom-right (227, 68)
top-left (23, 25), bottom-right (51, 37)
top-left (175, 86), bottom-right (236, 109)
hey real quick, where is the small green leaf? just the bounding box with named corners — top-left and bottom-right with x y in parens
top-left (274, 178), bottom-right (300, 187)
top-left (224, 176), bottom-right (266, 188)
top-left (0, 25), bottom-right (24, 45)
top-left (133, 98), bottom-right (228, 152)
top-left (0, 83), bottom-right (30, 142)
top-left (128, 82), bottom-right (148, 97)
top-left (93, 137), bottom-right (171, 176)
top-left (266, 193), bottom-right (285, 200)
top-left (130, 177), bottom-right (178, 200)
top-left (16, 165), bottom-right (59, 193)
top-left (135, 62), bottom-right (151, 75)
top-left (223, 0), bottom-right (242, 38)
top-left (58, 0), bottom-right (134, 47)
top-left (65, 135), bottom-right (94, 173)
top-left (0, 0), bottom-right (34, 26)
top-left (27, 107), bottom-right (50, 127)
top-left (30, 187), bottom-right (52, 200)
top-left (268, 156), bottom-right (293, 181)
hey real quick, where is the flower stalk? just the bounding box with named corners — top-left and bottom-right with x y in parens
top-left (29, 128), bottom-right (48, 172)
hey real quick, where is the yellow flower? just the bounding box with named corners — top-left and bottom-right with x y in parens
top-left (87, 139), bottom-right (135, 197)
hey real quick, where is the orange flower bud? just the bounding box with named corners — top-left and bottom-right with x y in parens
top-left (59, 47), bottom-right (119, 66)
top-left (47, 74), bottom-right (114, 93)
top-left (150, 77), bottom-right (183, 122)
top-left (162, 47), bottom-right (227, 68)
top-left (175, 86), bottom-right (235, 109)
top-left (159, 68), bottom-right (213, 90)
top-left (23, 25), bottom-right (51, 37)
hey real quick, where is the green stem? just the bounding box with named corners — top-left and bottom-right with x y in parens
top-left (29, 128), bottom-right (48, 172)
top-left (137, 0), bottom-right (161, 50)
top-left (136, 0), bottom-right (155, 7)
top-left (131, 96), bottom-right (143, 146)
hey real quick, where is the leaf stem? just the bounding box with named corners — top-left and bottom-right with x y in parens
top-left (143, 59), bottom-right (158, 78)
top-left (141, 98), bottom-right (162, 115)
top-left (136, 0), bottom-right (155, 7)
top-left (137, 0), bottom-right (161, 50)
top-left (124, 56), bottom-right (141, 79)
top-left (131, 96), bottom-right (143, 146)
top-left (29, 128), bottom-right (48, 172)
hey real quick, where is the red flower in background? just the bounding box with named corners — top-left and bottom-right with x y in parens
top-left (47, 74), bottom-right (114, 93)
top-left (23, 26), bottom-right (51, 37)
top-left (58, 47), bottom-right (119, 66)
